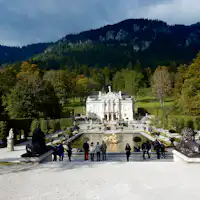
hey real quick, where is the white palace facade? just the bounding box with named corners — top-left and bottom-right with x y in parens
top-left (86, 86), bottom-right (134, 122)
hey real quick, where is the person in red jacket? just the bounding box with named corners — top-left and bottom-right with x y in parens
top-left (83, 141), bottom-right (89, 161)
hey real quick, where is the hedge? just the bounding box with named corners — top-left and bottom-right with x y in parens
top-left (30, 119), bottom-right (40, 136)
top-left (48, 120), bottom-right (56, 132)
top-left (55, 119), bottom-right (61, 131)
top-left (0, 121), bottom-right (8, 140)
top-left (60, 118), bottom-right (73, 130)
top-left (40, 119), bottom-right (48, 135)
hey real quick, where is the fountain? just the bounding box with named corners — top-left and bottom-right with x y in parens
top-left (103, 133), bottom-right (119, 144)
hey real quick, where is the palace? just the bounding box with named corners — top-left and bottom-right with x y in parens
top-left (86, 86), bottom-right (134, 122)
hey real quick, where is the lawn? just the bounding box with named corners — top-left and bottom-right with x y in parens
top-left (64, 98), bottom-right (86, 115)
top-left (136, 96), bottom-right (175, 115)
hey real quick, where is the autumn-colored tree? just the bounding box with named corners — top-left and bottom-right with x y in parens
top-left (17, 61), bottom-right (40, 80)
top-left (151, 66), bottom-right (172, 107)
top-left (178, 53), bottom-right (200, 115)
top-left (3, 73), bottom-right (61, 118)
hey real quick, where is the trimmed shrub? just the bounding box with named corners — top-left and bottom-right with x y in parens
top-left (59, 118), bottom-right (73, 130)
top-left (169, 129), bottom-right (176, 133)
top-left (170, 137), bottom-right (175, 144)
top-left (0, 121), bottom-right (8, 140)
top-left (194, 118), bottom-right (200, 130)
top-left (48, 119), bottom-right (56, 132)
top-left (40, 119), bottom-right (48, 135)
top-left (30, 119), bottom-right (40, 136)
top-left (133, 136), bottom-right (142, 143)
top-left (185, 120), bottom-right (194, 130)
top-left (48, 129), bottom-right (54, 134)
top-left (55, 119), bottom-right (61, 131)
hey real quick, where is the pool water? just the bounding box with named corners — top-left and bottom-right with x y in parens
top-left (71, 133), bottom-right (150, 152)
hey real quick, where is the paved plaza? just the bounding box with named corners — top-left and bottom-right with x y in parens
top-left (1, 162), bottom-right (200, 200)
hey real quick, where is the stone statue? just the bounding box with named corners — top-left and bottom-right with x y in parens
top-left (175, 128), bottom-right (200, 157)
top-left (25, 128), bottom-right (47, 156)
top-left (7, 128), bottom-right (14, 151)
top-left (108, 85), bottom-right (111, 93)
top-left (7, 128), bottom-right (14, 139)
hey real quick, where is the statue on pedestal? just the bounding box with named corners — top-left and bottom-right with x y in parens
top-left (25, 128), bottom-right (47, 156)
top-left (175, 128), bottom-right (200, 157)
top-left (7, 128), bottom-right (14, 151)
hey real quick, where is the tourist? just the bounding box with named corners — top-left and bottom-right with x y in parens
top-left (58, 143), bottom-right (64, 161)
top-left (83, 141), bottom-right (89, 161)
top-left (66, 143), bottom-right (72, 162)
top-left (160, 143), bottom-right (165, 159)
top-left (52, 145), bottom-right (58, 162)
top-left (90, 142), bottom-right (95, 161)
top-left (141, 142), bottom-right (147, 160)
top-left (125, 143), bottom-right (131, 161)
top-left (95, 142), bottom-right (101, 161)
top-left (154, 139), bottom-right (161, 159)
top-left (101, 141), bottom-right (107, 161)
top-left (146, 141), bottom-right (151, 159)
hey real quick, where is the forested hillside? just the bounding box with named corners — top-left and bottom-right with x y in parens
top-left (1, 19), bottom-right (200, 70)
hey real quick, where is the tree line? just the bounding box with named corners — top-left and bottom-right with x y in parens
top-left (0, 51), bottom-right (199, 121)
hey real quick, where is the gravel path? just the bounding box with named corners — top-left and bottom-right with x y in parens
top-left (1, 162), bottom-right (200, 200)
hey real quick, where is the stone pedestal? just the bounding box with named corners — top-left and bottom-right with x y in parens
top-left (172, 150), bottom-right (200, 163)
top-left (7, 138), bottom-right (14, 151)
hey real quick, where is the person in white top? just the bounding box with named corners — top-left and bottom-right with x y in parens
top-left (90, 142), bottom-right (95, 161)
top-left (95, 142), bottom-right (101, 161)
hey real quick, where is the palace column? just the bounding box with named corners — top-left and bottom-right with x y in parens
top-left (111, 113), bottom-right (114, 121)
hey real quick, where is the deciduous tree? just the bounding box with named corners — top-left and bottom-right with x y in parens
top-left (151, 66), bottom-right (172, 107)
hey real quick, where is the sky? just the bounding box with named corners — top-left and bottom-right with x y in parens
top-left (0, 0), bottom-right (200, 46)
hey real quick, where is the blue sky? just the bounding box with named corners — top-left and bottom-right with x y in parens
top-left (0, 0), bottom-right (199, 46)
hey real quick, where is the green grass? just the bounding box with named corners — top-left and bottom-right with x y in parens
top-left (64, 98), bottom-right (86, 115)
top-left (0, 162), bottom-right (20, 166)
top-left (136, 96), bottom-right (175, 115)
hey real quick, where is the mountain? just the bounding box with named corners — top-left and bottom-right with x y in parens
top-left (0, 43), bottom-right (51, 65)
top-left (2, 19), bottom-right (200, 69)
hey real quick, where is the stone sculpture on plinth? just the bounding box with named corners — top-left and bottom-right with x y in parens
top-left (7, 128), bottom-right (14, 151)
top-left (23, 128), bottom-right (48, 157)
top-left (175, 128), bottom-right (200, 158)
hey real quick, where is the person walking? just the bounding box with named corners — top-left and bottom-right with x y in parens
top-left (52, 145), bottom-right (58, 162)
top-left (66, 143), bottom-right (72, 162)
top-left (160, 143), bottom-right (165, 158)
top-left (146, 141), bottom-right (151, 159)
top-left (154, 139), bottom-right (161, 159)
top-left (90, 142), bottom-right (95, 161)
top-left (101, 141), bottom-right (107, 161)
top-left (58, 143), bottom-right (64, 161)
top-left (95, 142), bottom-right (101, 161)
top-left (125, 143), bottom-right (131, 162)
top-left (83, 141), bottom-right (89, 161)
top-left (141, 142), bottom-right (147, 160)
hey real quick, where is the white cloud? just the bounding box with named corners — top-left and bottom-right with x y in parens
top-left (0, 0), bottom-right (199, 46)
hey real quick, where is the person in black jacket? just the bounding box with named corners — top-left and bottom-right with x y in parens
top-left (146, 141), bottom-right (151, 159)
top-left (125, 143), bottom-right (131, 162)
top-left (52, 146), bottom-right (57, 162)
top-left (160, 143), bottom-right (165, 158)
top-left (83, 141), bottom-right (89, 161)
top-left (141, 142), bottom-right (147, 160)
top-left (154, 140), bottom-right (161, 159)
top-left (58, 144), bottom-right (64, 161)
top-left (66, 143), bottom-right (72, 161)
